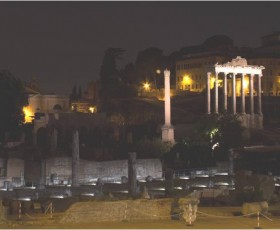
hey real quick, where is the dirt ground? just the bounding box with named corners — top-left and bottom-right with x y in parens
top-left (1, 206), bottom-right (280, 229)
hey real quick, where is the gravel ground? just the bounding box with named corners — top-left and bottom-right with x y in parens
top-left (1, 206), bottom-right (280, 229)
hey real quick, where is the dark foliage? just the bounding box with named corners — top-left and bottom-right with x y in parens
top-left (0, 70), bottom-right (28, 141)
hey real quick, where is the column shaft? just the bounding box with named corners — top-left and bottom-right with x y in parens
top-left (232, 73), bottom-right (236, 114)
top-left (215, 72), bottom-right (219, 113)
top-left (241, 74), bottom-right (246, 114)
top-left (250, 74), bottom-right (254, 115)
top-left (258, 75), bottom-right (262, 115)
top-left (206, 72), bottom-right (211, 114)
top-left (164, 70), bottom-right (171, 126)
top-left (223, 73), bottom-right (228, 111)
top-left (72, 130), bottom-right (80, 187)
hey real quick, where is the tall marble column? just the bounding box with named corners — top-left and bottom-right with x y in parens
top-left (72, 130), bottom-right (80, 187)
top-left (206, 72), bottom-right (211, 114)
top-left (258, 75), bottom-right (262, 115)
top-left (241, 73), bottom-right (246, 114)
top-left (215, 72), bottom-right (219, 113)
top-left (164, 69), bottom-right (171, 126)
top-left (250, 74), bottom-right (254, 115)
top-left (162, 69), bottom-right (175, 144)
top-left (223, 73), bottom-right (228, 112)
top-left (232, 73), bottom-right (236, 114)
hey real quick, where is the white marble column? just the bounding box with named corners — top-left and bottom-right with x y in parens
top-left (258, 75), bottom-right (262, 115)
top-left (215, 72), bottom-right (219, 113)
top-left (250, 74), bottom-right (254, 115)
top-left (162, 69), bottom-right (175, 144)
top-left (223, 73), bottom-right (228, 112)
top-left (206, 72), bottom-right (211, 114)
top-left (164, 69), bottom-right (171, 126)
top-left (241, 73), bottom-right (246, 114)
top-left (232, 73), bottom-right (236, 114)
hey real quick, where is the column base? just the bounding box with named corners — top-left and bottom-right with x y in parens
top-left (238, 113), bottom-right (263, 129)
top-left (162, 125), bottom-right (175, 144)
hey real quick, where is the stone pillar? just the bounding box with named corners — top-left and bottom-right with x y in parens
top-left (128, 152), bottom-right (137, 198)
top-left (50, 128), bottom-right (58, 154)
top-left (38, 160), bottom-right (46, 189)
top-left (214, 72), bottom-right (219, 113)
top-left (206, 72), bottom-right (211, 114)
top-left (228, 149), bottom-right (235, 176)
top-left (223, 73), bottom-right (228, 112)
top-left (232, 73), bottom-right (236, 114)
top-left (162, 69), bottom-right (175, 144)
top-left (72, 130), bottom-right (80, 187)
top-left (164, 69), bottom-right (171, 126)
top-left (241, 74), bottom-right (246, 114)
top-left (258, 75), bottom-right (262, 115)
top-left (250, 74), bottom-right (254, 115)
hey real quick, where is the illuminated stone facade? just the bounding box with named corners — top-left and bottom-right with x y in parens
top-left (176, 55), bottom-right (230, 92)
top-left (24, 94), bottom-right (69, 123)
top-left (207, 56), bottom-right (265, 129)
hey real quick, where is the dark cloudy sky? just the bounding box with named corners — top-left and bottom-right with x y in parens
top-left (0, 1), bottom-right (279, 94)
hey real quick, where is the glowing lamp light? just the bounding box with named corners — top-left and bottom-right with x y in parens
top-left (143, 82), bottom-right (151, 91)
top-left (23, 106), bottom-right (33, 123)
top-left (89, 106), bottom-right (95, 113)
top-left (181, 75), bottom-right (191, 86)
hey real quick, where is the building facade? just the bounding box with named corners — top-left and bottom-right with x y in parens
top-left (175, 33), bottom-right (280, 96)
top-left (23, 94), bottom-right (70, 123)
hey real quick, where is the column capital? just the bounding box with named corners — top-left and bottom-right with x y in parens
top-left (164, 69), bottom-right (170, 78)
top-left (207, 72), bottom-right (212, 76)
top-left (258, 74), bottom-right (263, 78)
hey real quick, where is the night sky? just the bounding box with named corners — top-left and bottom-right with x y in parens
top-left (0, 1), bottom-right (279, 95)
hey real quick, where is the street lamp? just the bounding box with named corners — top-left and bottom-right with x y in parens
top-left (143, 82), bottom-right (151, 91)
top-left (154, 69), bottom-right (161, 97)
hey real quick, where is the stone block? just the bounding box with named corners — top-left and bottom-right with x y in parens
top-left (242, 201), bottom-right (268, 216)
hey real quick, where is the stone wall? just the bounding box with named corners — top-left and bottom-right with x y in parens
top-left (45, 157), bottom-right (163, 185)
top-left (0, 200), bottom-right (7, 224)
top-left (60, 199), bottom-right (173, 223)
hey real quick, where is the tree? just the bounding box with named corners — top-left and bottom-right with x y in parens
top-left (78, 86), bottom-right (82, 99)
top-left (0, 70), bottom-right (28, 141)
top-left (195, 113), bottom-right (245, 160)
top-left (70, 85), bottom-right (78, 101)
top-left (100, 48), bottom-right (125, 85)
top-left (99, 48), bottom-right (125, 112)
top-left (135, 47), bottom-right (165, 87)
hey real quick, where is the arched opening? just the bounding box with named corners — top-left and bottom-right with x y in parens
top-left (53, 104), bottom-right (62, 111)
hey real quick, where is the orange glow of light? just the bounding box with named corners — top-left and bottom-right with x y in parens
top-left (23, 106), bottom-right (33, 123)
top-left (243, 78), bottom-right (249, 89)
top-left (210, 77), bottom-right (215, 89)
top-left (143, 82), bottom-right (151, 91)
top-left (181, 75), bottom-right (192, 86)
top-left (89, 106), bottom-right (96, 113)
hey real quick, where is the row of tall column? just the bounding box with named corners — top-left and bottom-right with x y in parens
top-left (206, 72), bottom-right (262, 115)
